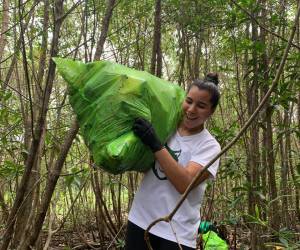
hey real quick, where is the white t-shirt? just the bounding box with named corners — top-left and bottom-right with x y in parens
top-left (128, 129), bottom-right (221, 248)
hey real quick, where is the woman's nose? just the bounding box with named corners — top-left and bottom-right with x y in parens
top-left (187, 104), bottom-right (196, 113)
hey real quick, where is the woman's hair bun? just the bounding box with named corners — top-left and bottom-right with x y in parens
top-left (204, 72), bottom-right (219, 86)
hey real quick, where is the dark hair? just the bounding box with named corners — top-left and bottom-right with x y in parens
top-left (187, 73), bottom-right (220, 110)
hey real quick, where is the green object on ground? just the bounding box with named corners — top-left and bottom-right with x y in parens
top-left (53, 58), bottom-right (185, 174)
top-left (202, 231), bottom-right (228, 250)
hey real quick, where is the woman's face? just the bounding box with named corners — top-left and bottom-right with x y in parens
top-left (181, 86), bottom-right (214, 134)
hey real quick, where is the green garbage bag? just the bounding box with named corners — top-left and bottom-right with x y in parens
top-left (53, 58), bottom-right (185, 174)
top-left (202, 231), bottom-right (228, 250)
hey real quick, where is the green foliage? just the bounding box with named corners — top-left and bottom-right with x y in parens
top-left (272, 80), bottom-right (298, 110)
top-left (62, 247), bottom-right (72, 250)
top-left (116, 238), bottom-right (126, 248)
top-left (0, 160), bottom-right (24, 180)
top-left (243, 205), bottom-right (267, 227)
top-left (219, 155), bottom-right (244, 179)
top-left (294, 164), bottom-right (300, 187)
top-left (64, 166), bottom-right (89, 189)
top-left (0, 90), bottom-right (13, 102)
top-left (211, 122), bottom-right (238, 146)
top-left (278, 228), bottom-right (299, 248)
top-left (265, 228), bottom-right (300, 249)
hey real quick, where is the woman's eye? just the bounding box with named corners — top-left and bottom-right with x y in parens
top-left (185, 99), bottom-right (192, 104)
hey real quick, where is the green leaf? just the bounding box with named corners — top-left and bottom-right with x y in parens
top-left (0, 160), bottom-right (24, 179)
top-left (255, 204), bottom-right (260, 218)
top-left (4, 91), bottom-right (12, 101)
top-left (231, 186), bottom-right (248, 192)
top-left (279, 237), bottom-right (289, 247)
top-left (116, 238), bottom-right (125, 248)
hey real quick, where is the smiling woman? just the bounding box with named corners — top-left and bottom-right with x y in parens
top-left (126, 73), bottom-right (221, 250)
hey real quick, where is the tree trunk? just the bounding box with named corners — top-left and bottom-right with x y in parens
top-left (0, 0), bottom-right (9, 72)
top-left (94, 0), bottom-right (117, 60)
top-left (246, 6), bottom-right (261, 247)
top-left (11, 2), bottom-right (45, 247)
top-left (150, 0), bottom-right (162, 77)
top-left (260, 0), bottom-right (280, 238)
top-left (0, 188), bottom-right (9, 222)
top-left (177, 26), bottom-right (186, 87)
top-left (279, 110), bottom-right (289, 228)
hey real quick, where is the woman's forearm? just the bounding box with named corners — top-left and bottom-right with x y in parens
top-left (154, 148), bottom-right (210, 194)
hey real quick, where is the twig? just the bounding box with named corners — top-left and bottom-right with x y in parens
top-left (19, 0), bottom-right (35, 139)
top-left (106, 222), bottom-right (126, 250)
top-left (144, 2), bottom-right (300, 249)
top-left (169, 221), bottom-right (183, 250)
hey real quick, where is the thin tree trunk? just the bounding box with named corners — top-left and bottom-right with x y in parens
top-left (293, 0), bottom-right (300, 224)
top-left (150, 0), bottom-right (162, 77)
top-left (246, 6), bottom-right (261, 247)
top-left (11, 2), bottom-right (41, 246)
top-left (279, 110), bottom-right (289, 227)
top-left (193, 34), bottom-right (203, 79)
top-left (94, 0), bottom-right (117, 60)
top-left (260, 0), bottom-right (280, 238)
top-left (288, 134), bottom-right (300, 222)
top-left (35, 0), bottom-right (50, 100)
top-left (177, 27), bottom-right (186, 87)
top-left (117, 174), bottom-right (122, 228)
top-left (0, 189), bottom-right (9, 221)
top-left (0, 0), bottom-right (9, 70)
top-left (259, 2), bottom-right (268, 224)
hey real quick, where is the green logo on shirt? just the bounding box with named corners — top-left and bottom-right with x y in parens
top-left (152, 144), bottom-right (181, 180)
top-left (165, 144), bottom-right (181, 162)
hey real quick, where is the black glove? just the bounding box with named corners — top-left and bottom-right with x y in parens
top-left (133, 118), bottom-right (163, 152)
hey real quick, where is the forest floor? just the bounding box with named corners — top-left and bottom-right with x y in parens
top-left (42, 229), bottom-right (291, 250)
top-left (40, 227), bottom-right (251, 250)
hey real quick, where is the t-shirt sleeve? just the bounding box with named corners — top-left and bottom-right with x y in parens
top-left (190, 140), bottom-right (221, 179)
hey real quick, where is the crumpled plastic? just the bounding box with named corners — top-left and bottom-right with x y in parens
top-left (53, 58), bottom-right (185, 174)
top-left (202, 231), bottom-right (228, 250)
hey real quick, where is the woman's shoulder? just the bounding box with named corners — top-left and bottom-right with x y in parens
top-left (198, 129), bottom-right (221, 149)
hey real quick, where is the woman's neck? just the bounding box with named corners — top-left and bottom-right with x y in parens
top-left (178, 123), bottom-right (204, 136)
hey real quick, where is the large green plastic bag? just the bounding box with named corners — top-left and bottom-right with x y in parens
top-left (202, 231), bottom-right (228, 250)
top-left (53, 58), bottom-right (185, 174)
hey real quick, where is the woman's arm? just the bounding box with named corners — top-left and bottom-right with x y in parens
top-left (155, 148), bottom-right (211, 194)
top-left (132, 118), bottom-right (211, 194)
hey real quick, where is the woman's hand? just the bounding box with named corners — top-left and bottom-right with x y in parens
top-left (132, 118), bottom-right (163, 152)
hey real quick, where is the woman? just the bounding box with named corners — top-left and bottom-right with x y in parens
top-left (125, 73), bottom-right (221, 250)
